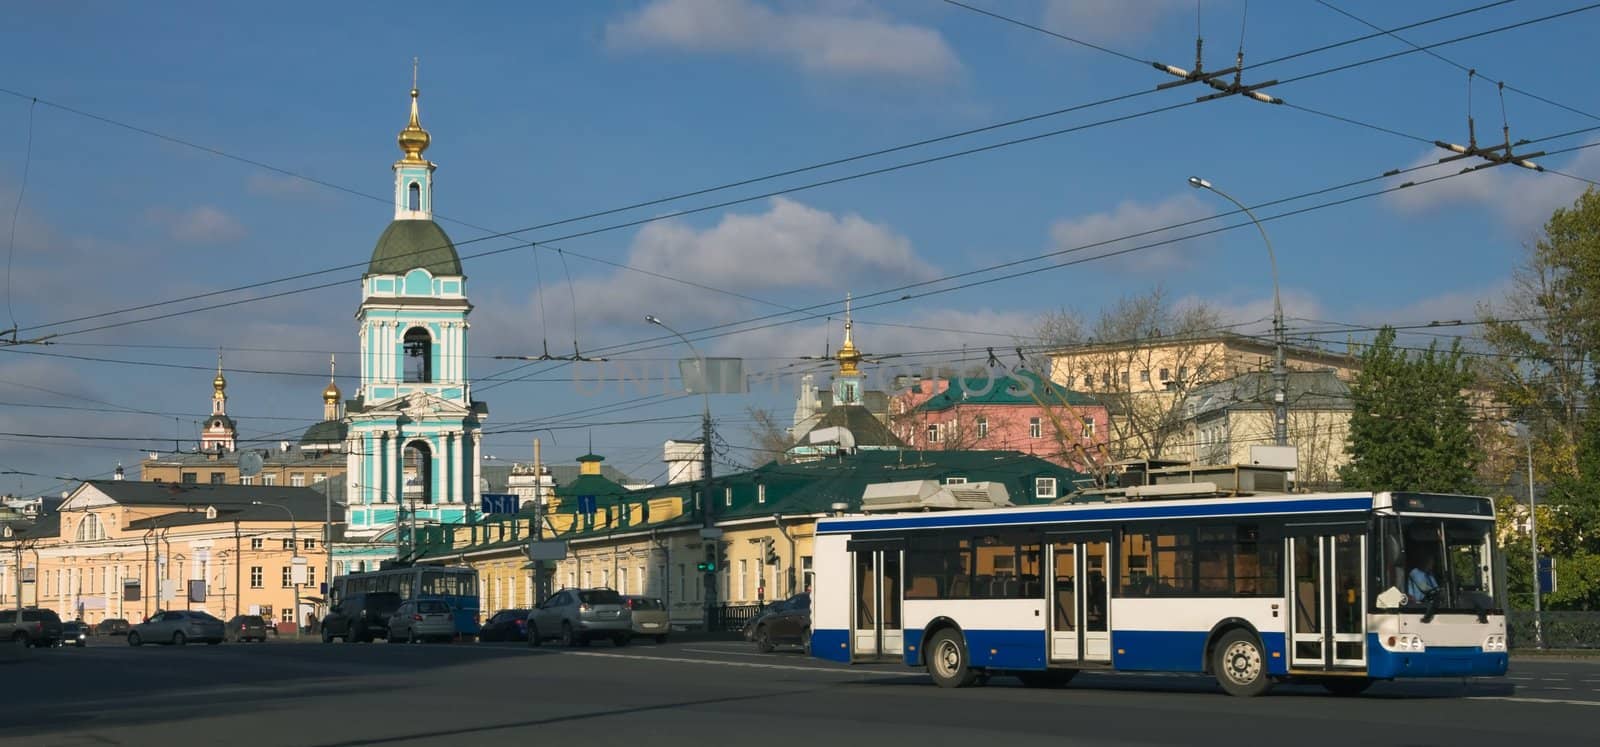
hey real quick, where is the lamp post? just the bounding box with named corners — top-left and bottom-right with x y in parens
top-left (646, 314), bottom-right (717, 630)
top-left (1513, 422), bottom-right (1543, 648)
top-left (251, 501), bottom-right (299, 638)
top-left (1188, 176), bottom-right (1288, 447)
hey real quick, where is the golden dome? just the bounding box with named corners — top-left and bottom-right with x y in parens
top-left (323, 379), bottom-right (342, 404)
top-left (836, 293), bottom-right (862, 376)
top-left (397, 87), bottom-right (431, 162)
top-left (213, 353), bottom-right (227, 393)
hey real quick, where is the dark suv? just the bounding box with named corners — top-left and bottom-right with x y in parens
top-left (0, 608), bottom-right (64, 648)
top-left (321, 592), bottom-right (402, 643)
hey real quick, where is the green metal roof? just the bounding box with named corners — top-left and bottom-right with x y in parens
top-left (917, 369), bottom-right (1096, 412)
top-left (368, 219), bottom-right (462, 276)
top-left (552, 473), bottom-right (629, 499)
top-left (298, 419), bottom-right (348, 445)
top-left (797, 404), bottom-right (904, 447)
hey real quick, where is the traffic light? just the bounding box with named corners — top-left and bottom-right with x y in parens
top-left (696, 542), bottom-right (717, 573)
top-left (763, 538), bottom-right (779, 566)
top-left (718, 541), bottom-right (730, 573)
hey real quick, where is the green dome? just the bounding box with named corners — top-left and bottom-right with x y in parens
top-left (368, 219), bottom-right (462, 276)
top-left (299, 419), bottom-right (349, 446)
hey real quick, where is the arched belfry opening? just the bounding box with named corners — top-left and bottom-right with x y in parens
top-left (403, 440), bottom-right (434, 505)
top-left (408, 182), bottom-right (421, 212)
top-left (403, 326), bottom-right (433, 383)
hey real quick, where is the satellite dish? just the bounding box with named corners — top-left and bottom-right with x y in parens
top-left (239, 451), bottom-right (264, 477)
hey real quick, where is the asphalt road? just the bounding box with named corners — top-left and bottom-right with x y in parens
top-left (2, 637), bottom-right (1596, 747)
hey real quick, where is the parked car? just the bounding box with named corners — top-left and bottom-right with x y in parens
top-left (745, 593), bottom-right (811, 654)
top-left (0, 608), bottom-right (63, 648)
top-left (96, 618), bottom-right (130, 636)
top-left (59, 621), bottom-right (88, 647)
top-left (321, 592), bottom-right (402, 643)
top-left (225, 615), bottom-right (269, 643)
top-left (128, 610), bottom-right (226, 646)
top-left (527, 588), bottom-right (630, 647)
top-left (623, 596), bottom-right (669, 643)
top-left (479, 608), bottom-right (530, 642)
top-left (387, 600), bottom-right (456, 643)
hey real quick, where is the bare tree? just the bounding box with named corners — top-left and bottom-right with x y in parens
top-left (744, 407), bottom-right (794, 465)
top-left (1030, 287), bottom-right (1229, 463)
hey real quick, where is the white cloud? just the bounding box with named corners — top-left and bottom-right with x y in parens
top-left (1383, 139), bottom-right (1600, 236)
top-left (1042, 0), bottom-right (1189, 42)
top-left (556, 197), bottom-right (937, 327)
top-left (148, 206), bottom-right (247, 244)
top-left (605, 0), bottom-right (961, 80)
top-left (1048, 193), bottom-right (1214, 272)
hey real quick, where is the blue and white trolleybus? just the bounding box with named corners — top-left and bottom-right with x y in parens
top-left (330, 564), bottom-right (481, 638)
top-left (810, 490), bottom-right (1506, 696)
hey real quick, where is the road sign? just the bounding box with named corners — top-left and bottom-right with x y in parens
top-left (528, 540), bottom-right (568, 561)
top-left (481, 493), bottom-right (519, 514)
top-left (578, 495), bottom-right (597, 516)
top-left (1538, 556), bottom-right (1558, 594)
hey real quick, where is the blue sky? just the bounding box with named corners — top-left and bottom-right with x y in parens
top-left (2, 0), bottom-right (1597, 495)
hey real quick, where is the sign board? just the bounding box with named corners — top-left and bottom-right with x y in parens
top-left (527, 540), bottom-right (568, 561)
top-left (123, 580), bottom-right (140, 602)
top-left (578, 495), bottom-right (598, 516)
top-left (678, 357), bottom-right (748, 394)
top-left (1538, 556), bottom-right (1558, 594)
top-left (698, 528), bottom-right (724, 540)
top-left (1249, 445), bottom-right (1299, 470)
top-left (481, 493), bottom-right (519, 514)
top-left (292, 556), bottom-right (308, 586)
top-left (187, 580), bottom-right (207, 603)
top-left (159, 580), bottom-right (176, 601)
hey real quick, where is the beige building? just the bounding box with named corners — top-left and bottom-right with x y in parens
top-left (1181, 370), bottom-right (1354, 489)
top-left (1, 480), bottom-right (332, 630)
top-left (1046, 333), bottom-right (1358, 464)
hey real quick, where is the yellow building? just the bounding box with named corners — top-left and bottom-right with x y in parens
top-left (2, 480), bottom-right (331, 629)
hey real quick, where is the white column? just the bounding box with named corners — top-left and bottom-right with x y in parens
top-left (471, 431), bottom-right (482, 508)
top-left (450, 431), bottom-right (462, 504)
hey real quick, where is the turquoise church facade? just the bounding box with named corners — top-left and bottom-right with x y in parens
top-left (336, 80), bottom-right (487, 573)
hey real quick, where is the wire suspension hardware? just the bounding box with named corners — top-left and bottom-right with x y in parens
top-left (1153, 1), bottom-right (1281, 104)
top-left (1432, 70), bottom-right (1544, 173)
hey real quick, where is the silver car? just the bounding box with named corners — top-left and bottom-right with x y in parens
top-left (527, 588), bottom-right (630, 647)
top-left (128, 610), bottom-right (226, 646)
top-left (386, 600), bottom-right (456, 643)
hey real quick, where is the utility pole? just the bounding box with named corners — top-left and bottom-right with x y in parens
top-left (1527, 432), bottom-right (1543, 649)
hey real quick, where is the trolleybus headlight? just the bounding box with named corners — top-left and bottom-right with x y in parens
top-left (1482, 634), bottom-right (1506, 652)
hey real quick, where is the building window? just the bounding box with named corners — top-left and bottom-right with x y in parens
top-left (1178, 366), bottom-right (1188, 381)
top-left (403, 326), bottom-right (434, 383)
top-left (757, 484), bottom-right (766, 504)
top-left (1120, 371), bottom-right (1130, 387)
top-left (945, 477), bottom-right (968, 485)
top-left (304, 539), bottom-right (315, 550)
top-left (1100, 373), bottom-right (1110, 387)
top-left (312, 473), bottom-right (326, 483)
top-left (282, 539), bottom-right (294, 551)
top-left (1036, 477), bottom-right (1058, 500)
top-left (250, 538), bottom-right (263, 550)
top-left (975, 416), bottom-right (988, 439)
top-left (1029, 417), bottom-right (1042, 439)
top-left (74, 514), bottom-right (106, 542)
top-left (290, 474), bottom-right (305, 488)
top-left (281, 567), bottom-right (292, 588)
top-left (1159, 367), bottom-right (1170, 381)
top-left (263, 474), bottom-right (277, 486)
top-left (926, 424), bottom-right (940, 443)
top-left (408, 181), bottom-right (421, 211)
top-left (1082, 416), bottom-right (1096, 440)
top-left (181, 472), bottom-right (197, 484)
top-left (240, 475), bottom-right (254, 486)
top-left (209, 472), bottom-right (225, 485)
top-left (250, 566), bottom-right (263, 589)
top-left (1140, 369), bottom-right (1150, 382)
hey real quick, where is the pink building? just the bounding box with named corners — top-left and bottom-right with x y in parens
top-left (890, 369), bottom-right (1110, 476)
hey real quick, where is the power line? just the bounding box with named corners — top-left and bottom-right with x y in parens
top-left (940, 0), bottom-right (1151, 64)
top-left (8, 2), bottom-right (1542, 343)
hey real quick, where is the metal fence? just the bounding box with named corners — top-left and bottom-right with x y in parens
top-left (1508, 611), bottom-right (1600, 649)
top-left (711, 603), bottom-right (766, 633)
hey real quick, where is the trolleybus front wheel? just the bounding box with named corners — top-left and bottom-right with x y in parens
top-left (1212, 629), bottom-right (1272, 697)
top-left (926, 629), bottom-right (977, 689)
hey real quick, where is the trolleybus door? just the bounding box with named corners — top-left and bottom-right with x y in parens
top-left (1288, 530), bottom-right (1368, 670)
top-left (849, 543), bottom-right (903, 661)
top-left (1048, 532), bottom-right (1111, 663)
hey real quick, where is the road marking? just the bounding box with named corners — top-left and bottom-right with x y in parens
top-left (1470, 696), bottom-right (1600, 707)
top-left (567, 650), bottom-right (923, 677)
top-left (680, 647), bottom-right (801, 659)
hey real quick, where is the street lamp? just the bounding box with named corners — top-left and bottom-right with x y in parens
top-left (1512, 422), bottom-right (1543, 648)
top-left (251, 500), bottom-right (300, 637)
top-left (1189, 176), bottom-right (1288, 447)
top-left (645, 314), bottom-right (717, 630)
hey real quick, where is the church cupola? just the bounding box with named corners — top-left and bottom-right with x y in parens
top-left (323, 354), bottom-right (343, 421)
top-left (833, 294), bottom-right (864, 406)
top-left (201, 352), bottom-right (238, 453)
top-left (393, 58), bottom-right (435, 221)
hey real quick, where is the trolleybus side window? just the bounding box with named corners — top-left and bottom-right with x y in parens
top-left (1120, 524), bottom-right (1281, 597)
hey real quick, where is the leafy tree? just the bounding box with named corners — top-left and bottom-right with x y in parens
top-left (1338, 327), bottom-right (1480, 493)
